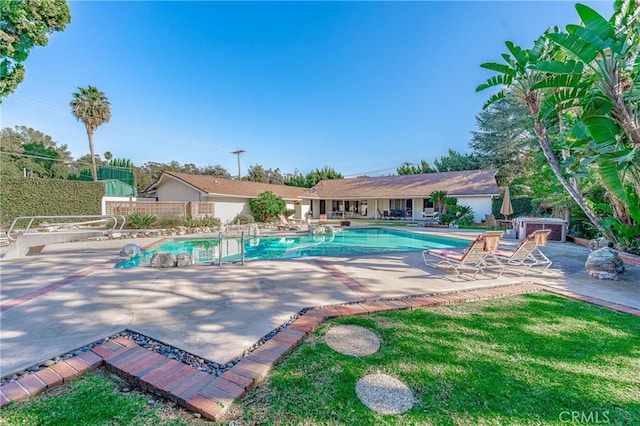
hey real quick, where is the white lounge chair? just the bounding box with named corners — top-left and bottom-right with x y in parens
top-left (422, 231), bottom-right (504, 278)
top-left (495, 229), bottom-right (552, 275)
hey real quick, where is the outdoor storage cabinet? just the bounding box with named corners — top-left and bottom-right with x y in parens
top-left (514, 217), bottom-right (567, 242)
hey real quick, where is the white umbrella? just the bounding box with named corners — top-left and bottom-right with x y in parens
top-left (500, 187), bottom-right (513, 219)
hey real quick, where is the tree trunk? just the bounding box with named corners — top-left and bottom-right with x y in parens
top-left (526, 100), bottom-right (613, 240)
top-left (86, 127), bottom-right (97, 181)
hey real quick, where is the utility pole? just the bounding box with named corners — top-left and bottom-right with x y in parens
top-left (231, 149), bottom-right (245, 179)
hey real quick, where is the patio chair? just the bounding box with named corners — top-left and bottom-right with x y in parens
top-left (485, 214), bottom-right (498, 230)
top-left (277, 214), bottom-right (300, 231)
top-left (422, 231), bottom-right (504, 278)
top-left (494, 229), bottom-right (552, 275)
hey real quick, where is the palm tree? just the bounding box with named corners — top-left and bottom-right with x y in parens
top-left (70, 85), bottom-right (111, 181)
top-left (429, 190), bottom-right (447, 214)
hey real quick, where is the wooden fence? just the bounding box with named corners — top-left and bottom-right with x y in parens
top-left (105, 201), bottom-right (215, 219)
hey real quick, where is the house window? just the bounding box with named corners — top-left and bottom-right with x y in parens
top-left (423, 199), bottom-right (434, 209)
top-left (332, 200), bottom-right (339, 212)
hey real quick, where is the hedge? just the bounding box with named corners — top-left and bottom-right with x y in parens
top-left (491, 197), bottom-right (535, 218)
top-left (0, 177), bottom-right (105, 227)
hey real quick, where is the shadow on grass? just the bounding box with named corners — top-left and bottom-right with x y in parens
top-left (227, 293), bottom-right (640, 425)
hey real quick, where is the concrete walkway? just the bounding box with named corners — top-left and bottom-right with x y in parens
top-left (1, 230), bottom-right (639, 378)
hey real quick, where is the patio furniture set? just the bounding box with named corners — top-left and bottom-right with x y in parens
top-left (422, 229), bottom-right (552, 278)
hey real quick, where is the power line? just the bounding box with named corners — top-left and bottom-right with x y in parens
top-left (9, 94), bottom-right (227, 153)
top-left (0, 151), bottom-right (134, 170)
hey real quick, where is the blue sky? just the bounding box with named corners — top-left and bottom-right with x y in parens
top-left (1, 1), bottom-right (613, 178)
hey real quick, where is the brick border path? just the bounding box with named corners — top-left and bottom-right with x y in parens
top-left (1, 282), bottom-right (638, 420)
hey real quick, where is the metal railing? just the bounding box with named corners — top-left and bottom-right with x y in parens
top-left (6, 215), bottom-right (126, 242)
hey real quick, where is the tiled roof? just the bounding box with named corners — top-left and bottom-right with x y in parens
top-left (155, 171), bottom-right (314, 199)
top-left (308, 169), bottom-right (499, 199)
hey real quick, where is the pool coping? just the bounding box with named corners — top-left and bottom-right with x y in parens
top-left (1, 282), bottom-right (638, 420)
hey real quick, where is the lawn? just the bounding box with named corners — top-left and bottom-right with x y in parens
top-left (3, 294), bottom-right (638, 425)
top-left (225, 293), bottom-right (640, 425)
top-left (0, 372), bottom-right (205, 426)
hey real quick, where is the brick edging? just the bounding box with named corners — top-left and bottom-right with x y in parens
top-left (2, 282), bottom-right (637, 420)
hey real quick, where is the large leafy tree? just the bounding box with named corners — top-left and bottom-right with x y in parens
top-left (245, 164), bottom-right (284, 184)
top-left (0, 0), bottom-right (71, 99)
top-left (469, 95), bottom-right (538, 188)
top-left (397, 160), bottom-right (436, 175)
top-left (477, 0), bottom-right (639, 248)
top-left (396, 151), bottom-right (479, 176)
top-left (0, 125), bottom-right (72, 178)
top-left (433, 149), bottom-right (481, 172)
top-left (70, 85), bottom-right (111, 181)
top-left (285, 166), bottom-right (343, 188)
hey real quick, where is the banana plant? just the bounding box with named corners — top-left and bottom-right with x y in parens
top-left (476, 34), bottom-right (609, 239)
top-left (531, 1), bottom-right (639, 238)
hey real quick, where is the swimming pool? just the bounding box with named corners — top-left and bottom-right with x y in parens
top-left (116, 228), bottom-right (468, 268)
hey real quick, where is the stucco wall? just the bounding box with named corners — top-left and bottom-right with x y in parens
top-left (209, 197), bottom-right (250, 223)
top-left (457, 196), bottom-right (493, 222)
top-left (157, 179), bottom-right (201, 202)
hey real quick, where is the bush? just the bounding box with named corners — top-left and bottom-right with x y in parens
top-left (453, 205), bottom-right (475, 226)
top-left (231, 213), bottom-right (255, 225)
top-left (157, 215), bottom-right (183, 228)
top-left (284, 208), bottom-right (296, 219)
top-left (249, 191), bottom-right (285, 222)
top-left (492, 197), bottom-right (535, 218)
top-left (184, 215), bottom-right (221, 228)
top-left (127, 213), bottom-right (157, 229)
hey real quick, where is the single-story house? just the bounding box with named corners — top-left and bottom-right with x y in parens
top-left (144, 171), bottom-right (314, 223)
top-left (303, 169), bottom-right (499, 222)
top-left (146, 169), bottom-right (499, 223)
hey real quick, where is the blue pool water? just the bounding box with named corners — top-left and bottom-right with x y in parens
top-left (116, 228), bottom-right (468, 268)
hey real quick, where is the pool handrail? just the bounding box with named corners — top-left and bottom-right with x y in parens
top-left (6, 215), bottom-right (126, 242)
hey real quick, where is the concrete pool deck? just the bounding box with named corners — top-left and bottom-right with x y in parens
top-left (1, 228), bottom-right (639, 380)
top-left (0, 231), bottom-right (640, 377)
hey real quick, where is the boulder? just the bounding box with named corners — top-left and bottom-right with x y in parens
top-left (150, 251), bottom-right (177, 268)
top-left (585, 247), bottom-right (625, 280)
top-left (590, 237), bottom-right (612, 251)
top-left (120, 243), bottom-right (140, 257)
top-left (176, 253), bottom-right (192, 267)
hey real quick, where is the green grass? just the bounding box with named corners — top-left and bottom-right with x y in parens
top-left (1, 372), bottom-right (197, 426)
top-left (226, 293), bottom-right (640, 425)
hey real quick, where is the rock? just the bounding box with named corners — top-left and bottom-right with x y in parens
top-left (43, 359), bottom-right (55, 367)
top-left (585, 247), bottom-right (625, 280)
top-left (120, 243), bottom-right (140, 257)
top-left (150, 252), bottom-right (177, 268)
top-left (176, 253), bottom-right (192, 267)
top-left (590, 237), bottom-right (612, 251)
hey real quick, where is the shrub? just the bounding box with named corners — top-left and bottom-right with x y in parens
top-left (438, 212), bottom-right (455, 225)
top-left (284, 208), bottom-right (296, 219)
top-left (249, 191), bottom-right (285, 222)
top-left (231, 213), bottom-right (255, 225)
top-left (127, 213), bottom-right (157, 229)
top-left (184, 215), bottom-right (221, 228)
top-left (157, 215), bottom-right (183, 228)
top-left (454, 205), bottom-right (475, 226)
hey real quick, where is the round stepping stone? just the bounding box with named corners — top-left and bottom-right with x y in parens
top-left (324, 325), bottom-right (380, 356)
top-left (355, 373), bottom-right (414, 415)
